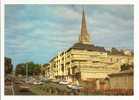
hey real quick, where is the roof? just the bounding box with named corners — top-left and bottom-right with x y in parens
top-left (108, 69), bottom-right (133, 77)
top-left (107, 48), bottom-right (125, 56)
top-left (43, 63), bottom-right (49, 66)
top-left (69, 43), bottom-right (106, 52)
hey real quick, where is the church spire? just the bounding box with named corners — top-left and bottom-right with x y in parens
top-left (79, 9), bottom-right (90, 44)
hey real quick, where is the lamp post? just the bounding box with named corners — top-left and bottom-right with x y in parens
top-left (26, 63), bottom-right (28, 82)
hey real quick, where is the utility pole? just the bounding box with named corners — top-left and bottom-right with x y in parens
top-left (26, 63), bottom-right (28, 82)
top-left (11, 61), bottom-right (15, 95)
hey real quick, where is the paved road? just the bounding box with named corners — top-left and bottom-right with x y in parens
top-left (14, 83), bottom-right (36, 95)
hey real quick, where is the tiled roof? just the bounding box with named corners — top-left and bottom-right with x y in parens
top-left (107, 48), bottom-right (125, 56)
top-left (70, 43), bottom-right (106, 52)
top-left (108, 69), bottom-right (133, 76)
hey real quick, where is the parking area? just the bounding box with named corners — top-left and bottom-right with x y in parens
top-left (30, 81), bottom-right (80, 95)
top-left (5, 76), bottom-right (133, 95)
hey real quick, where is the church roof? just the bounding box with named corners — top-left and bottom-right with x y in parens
top-left (107, 48), bottom-right (125, 56)
top-left (66, 10), bottom-right (105, 52)
top-left (79, 9), bottom-right (90, 44)
top-left (69, 43), bottom-right (106, 52)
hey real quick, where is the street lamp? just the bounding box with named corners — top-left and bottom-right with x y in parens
top-left (26, 63), bottom-right (28, 82)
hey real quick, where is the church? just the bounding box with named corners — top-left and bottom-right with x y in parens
top-left (43, 10), bottom-right (133, 82)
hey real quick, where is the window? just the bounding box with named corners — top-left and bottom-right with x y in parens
top-left (61, 64), bottom-right (64, 72)
top-left (117, 58), bottom-right (119, 62)
top-left (110, 58), bottom-right (113, 62)
top-left (68, 68), bottom-right (70, 75)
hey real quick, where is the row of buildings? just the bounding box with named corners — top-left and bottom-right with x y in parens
top-left (41, 10), bottom-right (133, 89)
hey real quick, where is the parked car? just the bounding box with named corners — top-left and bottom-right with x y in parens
top-left (33, 81), bottom-right (43, 85)
top-left (51, 79), bottom-right (61, 83)
top-left (18, 85), bottom-right (30, 92)
top-left (15, 80), bottom-right (24, 84)
top-left (67, 84), bottom-right (83, 90)
top-left (41, 79), bottom-right (48, 83)
top-left (59, 80), bottom-right (70, 85)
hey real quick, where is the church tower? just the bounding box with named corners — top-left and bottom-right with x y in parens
top-left (79, 9), bottom-right (91, 44)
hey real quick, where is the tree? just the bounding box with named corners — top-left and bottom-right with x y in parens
top-left (15, 62), bottom-right (41, 76)
top-left (120, 64), bottom-right (133, 71)
top-left (5, 57), bottom-right (13, 75)
top-left (15, 63), bottom-right (26, 75)
top-left (33, 64), bottom-right (41, 75)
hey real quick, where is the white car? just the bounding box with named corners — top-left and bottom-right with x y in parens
top-left (67, 84), bottom-right (83, 90)
top-left (67, 84), bottom-right (73, 88)
top-left (59, 80), bottom-right (70, 85)
top-left (33, 81), bottom-right (43, 85)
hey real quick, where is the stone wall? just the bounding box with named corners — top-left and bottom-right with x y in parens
top-left (109, 71), bottom-right (133, 89)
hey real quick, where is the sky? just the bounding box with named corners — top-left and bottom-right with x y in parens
top-left (5, 5), bottom-right (134, 67)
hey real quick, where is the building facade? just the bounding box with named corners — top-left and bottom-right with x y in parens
top-left (43, 10), bottom-right (133, 82)
top-left (108, 69), bottom-right (133, 89)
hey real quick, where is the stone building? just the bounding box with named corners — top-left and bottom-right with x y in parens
top-left (108, 67), bottom-right (133, 89)
top-left (43, 10), bottom-right (133, 82)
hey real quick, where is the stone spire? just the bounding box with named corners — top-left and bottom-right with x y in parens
top-left (79, 9), bottom-right (90, 44)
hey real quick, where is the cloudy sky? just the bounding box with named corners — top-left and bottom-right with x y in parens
top-left (5, 5), bottom-right (134, 67)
